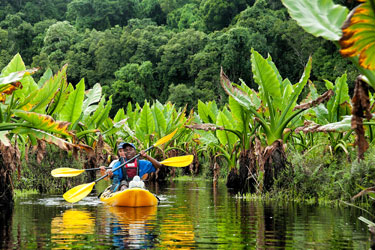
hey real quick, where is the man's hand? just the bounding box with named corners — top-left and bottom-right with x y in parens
top-left (99, 166), bottom-right (113, 178)
top-left (140, 150), bottom-right (147, 158)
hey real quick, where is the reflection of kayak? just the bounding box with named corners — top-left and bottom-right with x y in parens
top-left (109, 206), bottom-right (157, 222)
top-left (51, 209), bottom-right (95, 248)
top-left (100, 188), bottom-right (158, 207)
top-left (51, 209), bottom-right (94, 235)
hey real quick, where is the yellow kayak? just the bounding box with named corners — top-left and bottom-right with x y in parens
top-left (100, 188), bottom-right (158, 207)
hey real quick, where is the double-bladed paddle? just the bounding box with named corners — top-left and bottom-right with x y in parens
top-left (63, 129), bottom-right (181, 203)
top-left (52, 155), bottom-right (194, 177)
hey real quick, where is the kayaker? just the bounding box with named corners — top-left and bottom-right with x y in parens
top-left (99, 142), bottom-right (162, 191)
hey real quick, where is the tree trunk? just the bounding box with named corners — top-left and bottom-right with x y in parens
top-left (0, 162), bottom-right (13, 205)
top-left (238, 149), bottom-right (257, 194)
top-left (0, 141), bottom-right (21, 205)
top-left (263, 140), bottom-right (287, 191)
top-left (226, 168), bottom-right (241, 192)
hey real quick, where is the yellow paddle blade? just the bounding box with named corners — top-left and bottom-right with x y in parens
top-left (63, 182), bottom-right (95, 203)
top-left (154, 129), bottom-right (177, 147)
top-left (161, 155), bottom-right (194, 167)
top-left (51, 168), bottom-right (85, 177)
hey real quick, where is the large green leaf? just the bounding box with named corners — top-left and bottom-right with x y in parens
top-left (251, 49), bottom-right (282, 101)
top-left (282, 0), bottom-right (348, 41)
top-left (37, 68), bottom-right (53, 88)
top-left (59, 78), bottom-right (85, 124)
top-left (19, 65), bottom-right (68, 113)
top-left (1, 54), bottom-right (26, 76)
top-left (82, 83), bottom-right (102, 114)
top-left (13, 127), bottom-right (90, 152)
top-left (196, 130), bottom-right (218, 146)
top-left (126, 102), bottom-right (136, 130)
top-left (151, 104), bottom-right (167, 137)
top-left (94, 97), bottom-right (112, 129)
top-left (198, 100), bottom-right (211, 123)
top-left (50, 83), bottom-right (72, 116)
top-left (114, 108), bottom-right (125, 123)
top-left (328, 74), bottom-right (350, 122)
top-left (0, 69), bottom-right (38, 95)
top-left (216, 111), bottom-right (237, 147)
top-left (136, 102), bottom-right (155, 136)
top-left (251, 49), bottom-right (281, 126)
top-left (14, 110), bottom-right (72, 136)
top-left (229, 97), bottom-right (246, 133)
top-left (220, 68), bottom-right (255, 111)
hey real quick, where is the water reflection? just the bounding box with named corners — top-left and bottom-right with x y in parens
top-left (51, 209), bottom-right (95, 249)
top-left (0, 181), bottom-right (372, 249)
top-left (0, 206), bottom-right (13, 250)
top-left (157, 213), bottom-right (195, 249)
top-left (107, 206), bottom-right (157, 249)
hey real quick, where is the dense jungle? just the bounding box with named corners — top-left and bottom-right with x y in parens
top-left (2, 0), bottom-right (375, 235)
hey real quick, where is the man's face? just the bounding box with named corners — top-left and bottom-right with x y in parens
top-left (123, 145), bottom-right (136, 159)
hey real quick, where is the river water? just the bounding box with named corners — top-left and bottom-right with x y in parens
top-left (0, 180), bottom-right (372, 249)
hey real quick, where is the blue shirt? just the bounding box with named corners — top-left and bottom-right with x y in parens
top-left (111, 159), bottom-right (156, 181)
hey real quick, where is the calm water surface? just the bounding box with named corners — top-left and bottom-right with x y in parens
top-left (0, 180), bottom-right (372, 249)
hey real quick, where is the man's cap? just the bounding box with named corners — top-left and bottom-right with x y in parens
top-left (118, 142), bottom-right (136, 150)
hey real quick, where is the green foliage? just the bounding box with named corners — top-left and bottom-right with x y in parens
top-left (167, 3), bottom-right (203, 31)
top-left (67, 0), bottom-right (140, 30)
top-left (0, 0), bottom-right (358, 114)
top-left (13, 145), bottom-right (85, 194)
top-left (275, 145), bottom-right (375, 204)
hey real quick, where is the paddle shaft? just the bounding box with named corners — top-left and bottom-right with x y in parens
top-left (95, 145), bottom-right (154, 183)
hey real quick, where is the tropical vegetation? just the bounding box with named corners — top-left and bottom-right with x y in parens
top-left (1, 0), bottom-right (375, 220)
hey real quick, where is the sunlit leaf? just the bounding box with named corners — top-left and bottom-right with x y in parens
top-left (82, 83), bottom-right (102, 115)
top-left (113, 108), bottom-right (125, 123)
top-left (1, 53), bottom-right (26, 76)
top-left (339, 0), bottom-right (375, 70)
top-left (282, 0), bottom-right (348, 41)
top-left (0, 131), bottom-right (10, 146)
top-left (0, 69), bottom-right (38, 92)
top-left (18, 65), bottom-right (68, 112)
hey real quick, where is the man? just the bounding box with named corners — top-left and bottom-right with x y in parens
top-left (100, 142), bottom-right (162, 191)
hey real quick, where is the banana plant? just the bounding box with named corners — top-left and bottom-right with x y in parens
top-left (122, 100), bottom-right (188, 157)
top-left (221, 48), bottom-right (313, 146)
top-left (0, 54), bottom-right (91, 204)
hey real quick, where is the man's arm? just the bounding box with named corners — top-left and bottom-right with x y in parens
top-left (140, 150), bottom-right (162, 168)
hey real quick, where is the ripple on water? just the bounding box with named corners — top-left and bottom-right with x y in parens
top-left (20, 195), bottom-right (103, 207)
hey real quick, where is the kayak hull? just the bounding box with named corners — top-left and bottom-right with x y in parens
top-left (100, 188), bottom-right (158, 207)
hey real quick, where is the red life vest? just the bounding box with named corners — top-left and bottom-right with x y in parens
top-left (125, 160), bottom-right (138, 180)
